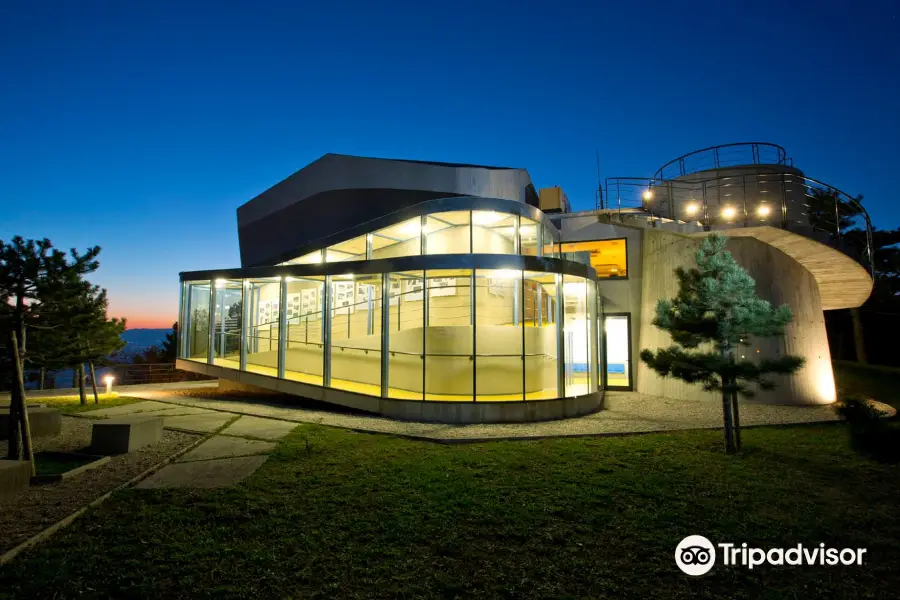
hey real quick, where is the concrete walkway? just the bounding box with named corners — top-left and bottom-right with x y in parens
top-left (75, 398), bottom-right (297, 489)
top-left (122, 388), bottom-right (871, 443)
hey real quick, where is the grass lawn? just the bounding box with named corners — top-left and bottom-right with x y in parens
top-left (833, 360), bottom-right (900, 410)
top-left (25, 393), bottom-right (142, 414)
top-left (1, 419), bottom-right (898, 599)
top-left (32, 451), bottom-right (100, 476)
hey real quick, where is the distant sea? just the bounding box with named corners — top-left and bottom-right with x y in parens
top-left (28, 328), bottom-right (170, 389)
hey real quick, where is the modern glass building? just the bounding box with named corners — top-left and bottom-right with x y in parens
top-left (178, 146), bottom-right (874, 423)
top-left (178, 156), bottom-right (605, 423)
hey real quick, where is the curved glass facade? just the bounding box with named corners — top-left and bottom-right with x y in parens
top-left (179, 201), bottom-right (598, 403)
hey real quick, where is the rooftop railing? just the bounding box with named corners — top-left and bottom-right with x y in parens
top-left (653, 142), bottom-right (791, 180)
top-left (602, 173), bottom-right (874, 278)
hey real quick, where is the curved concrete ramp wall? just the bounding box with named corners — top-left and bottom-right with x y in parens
top-left (694, 226), bottom-right (873, 310)
top-left (637, 230), bottom-right (836, 405)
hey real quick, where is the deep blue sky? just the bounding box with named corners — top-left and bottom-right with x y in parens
top-left (1, 0), bottom-right (898, 327)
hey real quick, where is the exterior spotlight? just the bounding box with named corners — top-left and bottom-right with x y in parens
top-left (757, 204), bottom-right (771, 218)
top-left (721, 206), bottom-right (736, 220)
top-left (642, 189), bottom-right (653, 201)
top-left (684, 203), bottom-right (698, 216)
top-left (103, 374), bottom-right (115, 395)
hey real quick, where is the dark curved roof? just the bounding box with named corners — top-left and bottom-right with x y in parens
top-left (237, 154), bottom-right (538, 267)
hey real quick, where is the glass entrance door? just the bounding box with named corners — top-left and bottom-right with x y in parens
top-left (603, 314), bottom-right (631, 390)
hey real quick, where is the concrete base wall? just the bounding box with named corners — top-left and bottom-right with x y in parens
top-left (0, 460), bottom-right (31, 497)
top-left (636, 229), bottom-right (835, 405)
top-left (180, 359), bottom-right (603, 424)
top-left (0, 407), bottom-right (62, 441)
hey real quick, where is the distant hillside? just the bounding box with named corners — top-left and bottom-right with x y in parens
top-left (119, 328), bottom-right (170, 356)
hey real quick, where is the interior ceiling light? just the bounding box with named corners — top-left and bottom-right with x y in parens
top-left (473, 211), bottom-right (504, 226)
top-left (397, 220), bottom-right (422, 237)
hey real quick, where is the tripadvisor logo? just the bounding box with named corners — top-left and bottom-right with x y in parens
top-left (675, 536), bottom-right (867, 576)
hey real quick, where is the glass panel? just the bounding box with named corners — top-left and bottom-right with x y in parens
top-left (212, 279), bottom-right (243, 368)
top-left (425, 269), bottom-right (473, 400)
top-left (475, 269), bottom-right (523, 401)
top-left (559, 239), bottom-right (627, 278)
top-left (281, 250), bottom-right (323, 265)
top-left (543, 223), bottom-right (558, 258)
top-left (472, 211), bottom-right (517, 254)
top-left (329, 273), bottom-right (382, 396)
top-left (326, 234), bottom-right (367, 263)
top-left (387, 271), bottom-right (424, 400)
top-left (284, 276), bottom-right (325, 385)
top-left (520, 218), bottom-right (539, 256)
top-left (524, 272), bottom-right (558, 399)
top-left (588, 282), bottom-right (598, 393)
top-left (184, 282), bottom-right (210, 361)
top-left (605, 315), bottom-right (630, 389)
top-left (596, 289), bottom-right (604, 390)
top-left (371, 217), bottom-right (422, 259)
top-left (563, 275), bottom-right (589, 396)
top-left (244, 277), bottom-right (281, 376)
top-left (425, 211), bottom-right (470, 254)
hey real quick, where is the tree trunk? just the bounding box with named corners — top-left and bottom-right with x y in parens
top-left (720, 348), bottom-right (737, 455)
top-left (850, 307), bottom-right (867, 365)
top-left (6, 338), bottom-right (22, 460)
top-left (721, 384), bottom-right (737, 454)
top-left (11, 332), bottom-right (35, 474)
top-left (77, 363), bottom-right (87, 405)
top-left (89, 361), bottom-right (99, 403)
top-left (731, 389), bottom-right (742, 452)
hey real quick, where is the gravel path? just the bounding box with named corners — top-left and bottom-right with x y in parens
top-left (0, 416), bottom-right (199, 554)
top-left (129, 389), bottom-right (862, 442)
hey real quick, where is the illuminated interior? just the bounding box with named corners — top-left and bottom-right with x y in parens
top-left (559, 239), bottom-right (627, 278)
top-left (180, 206), bottom-right (601, 403)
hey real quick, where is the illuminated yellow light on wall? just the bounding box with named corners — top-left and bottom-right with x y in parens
top-left (757, 204), bottom-right (772, 218)
top-left (684, 203), bottom-right (699, 216)
top-left (721, 206), bottom-right (737, 220)
top-left (215, 279), bottom-right (226, 288)
top-left (815, 360), bottom-right (837, 404)
top-left (642, 189), bottom-right (653, 201)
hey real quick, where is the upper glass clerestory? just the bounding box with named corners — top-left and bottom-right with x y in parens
top-left (280, 208), bottom-right (559, 265)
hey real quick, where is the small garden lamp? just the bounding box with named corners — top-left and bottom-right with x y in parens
top-left (104, 374), bottom-right (115, 395)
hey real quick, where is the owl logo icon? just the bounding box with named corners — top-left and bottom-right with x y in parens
top-left (675, 536), bottom-right (716, 575)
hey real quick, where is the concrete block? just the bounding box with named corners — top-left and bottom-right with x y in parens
top-left (0, 407), bottom-right (61, 440)
top-left (0, 460), bottom-right (31, 498)
top-left (91, 416), bottom-right (164, 454)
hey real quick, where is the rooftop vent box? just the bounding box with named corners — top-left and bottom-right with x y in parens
top-left (539, 186), bottom-right (570, 214)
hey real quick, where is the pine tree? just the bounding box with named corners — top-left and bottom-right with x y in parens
top-left (160, 322), bottom-right (179, 362)
top-left (34, 285), bottom-right (126, 403)
top-left (640, 234), bottom-right (805, 454)
top-left (0, 237), bottom-right (100, 466)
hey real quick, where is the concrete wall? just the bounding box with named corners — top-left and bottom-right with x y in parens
top-left (636, 229), bottom-right (836, 405)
